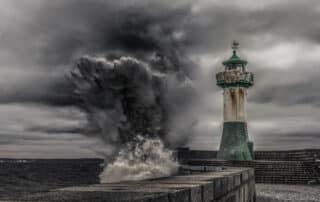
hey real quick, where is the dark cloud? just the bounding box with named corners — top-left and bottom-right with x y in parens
top-left (31, 0), bottom-right (193, 65)
top-left (26, 125), bottom-right (85, 135)
top-left (0, 76), bottom-right (77, 106)
top-left (0, 0), bottom-right (195, 107)
top-left (248, 67), bottom-right (320, 106)
top-left (4, 0), bottom-right (320, 107)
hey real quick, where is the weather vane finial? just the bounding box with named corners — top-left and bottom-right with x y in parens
top-left (232, 40), bottom-right (239, 50)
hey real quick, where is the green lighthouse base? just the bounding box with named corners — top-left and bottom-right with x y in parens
top-left (217, 122), bottom-right (253, 160)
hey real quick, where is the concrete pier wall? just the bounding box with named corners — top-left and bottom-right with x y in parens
top-left (18, 167), bottom-right (256, 202)
top-left (177, 148), bottom-right (320, 162)
top-left (177, 148), bottom-right (320, 184)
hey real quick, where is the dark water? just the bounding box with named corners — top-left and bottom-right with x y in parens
top-left (0, 159), bottom-right (104, 200)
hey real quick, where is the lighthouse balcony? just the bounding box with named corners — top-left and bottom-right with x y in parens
top-left (216, 71), bottom-right (254, 88)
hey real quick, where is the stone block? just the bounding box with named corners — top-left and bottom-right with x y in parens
top-left (234, 174), bottom-right (241, 187)
top-left (221, 177), bottom-right (229, 196)
top-left (248, 169), bottom-right (254, 179)
top-left (135, 194), bottom-right (169, 202)
top-left (213, 177), bottom-right (222, 199)
top-left (227, 176), bottom-right (234, 192)
top-left (214, 177), bottom-right (228, 199)
top-left (240, 170), bottom-right (249, 183)
top-left (168, 189), bottom-right (190, 202)
top-left (201, 182), bottom-right (214, 202)
top-left (190, 186), bottom-right (202, 202)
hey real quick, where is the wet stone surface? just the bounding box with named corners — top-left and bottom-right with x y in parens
top-left (256, 184), bottom-right (320, 202)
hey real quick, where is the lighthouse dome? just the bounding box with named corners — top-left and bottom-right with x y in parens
top-left (222, 40), bottom-right (247, 67)
top-left (222, 52), bottom-right (248, 66)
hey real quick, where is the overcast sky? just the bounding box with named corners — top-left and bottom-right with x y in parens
top-left (1, 0), bottom-right (320, 158)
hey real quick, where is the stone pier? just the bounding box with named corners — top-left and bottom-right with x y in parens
top-left (14, 167), bottom-right (255, 202)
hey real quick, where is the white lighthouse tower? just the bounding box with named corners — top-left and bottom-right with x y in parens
top-left (216, 41), bottom-right (254, 160)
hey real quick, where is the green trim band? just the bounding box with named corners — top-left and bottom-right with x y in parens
top-left (217, 81), bottom-right (253, 88)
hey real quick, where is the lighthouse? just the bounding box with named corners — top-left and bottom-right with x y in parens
top-left (216, 41), bottom-right (254, 160)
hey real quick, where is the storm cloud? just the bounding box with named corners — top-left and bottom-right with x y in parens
top-left (1, 0), bottom-right (320, 157)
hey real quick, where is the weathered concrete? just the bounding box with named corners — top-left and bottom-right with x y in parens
top-left (14, 167), bottom-right (255, 202)
top-left (223, 87), bottom-right (247, 122)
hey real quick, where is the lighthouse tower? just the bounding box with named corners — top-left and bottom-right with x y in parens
top-left (216, 41), bottom-right (254, 160)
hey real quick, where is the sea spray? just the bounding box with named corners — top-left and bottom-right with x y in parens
top-left (100, 136), bottom-right (178, 183)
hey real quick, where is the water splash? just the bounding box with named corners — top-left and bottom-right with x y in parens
top-left (100, 136), bottom-right (178, 183)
